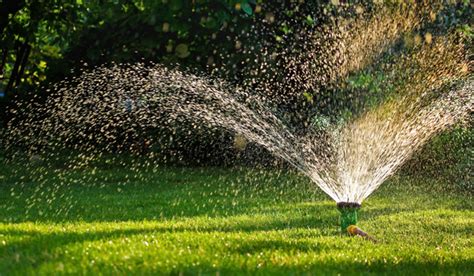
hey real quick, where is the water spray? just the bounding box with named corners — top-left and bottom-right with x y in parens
top-left (337, 202), bottom-right (377, 242)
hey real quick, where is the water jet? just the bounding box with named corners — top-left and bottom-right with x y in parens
top-left (4, 2), bottom-right (472, 240)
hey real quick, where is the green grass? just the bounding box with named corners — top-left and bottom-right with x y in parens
top-left (0, 159), bottom-right (472, 275)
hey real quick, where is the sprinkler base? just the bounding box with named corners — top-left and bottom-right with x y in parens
top-left (337, 202), bottom-right (361, 233)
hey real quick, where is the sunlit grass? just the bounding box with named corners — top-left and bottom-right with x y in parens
top-left (0, 161), bottom-right (472, 275)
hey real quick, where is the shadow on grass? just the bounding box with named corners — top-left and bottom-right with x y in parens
top-left (1, 164), bottom-right (472, 273)
top-left (0, 180), bottom-right (416, 224)
top-left (1, 211), bottom-right (473, 275)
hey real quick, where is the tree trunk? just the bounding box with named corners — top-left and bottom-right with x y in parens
top-left (16, 43), bottom-right (31, 86)
top-left (0, 47), bottom-right (8, 78)
top-left (5, 41), bottom-right (27, 94)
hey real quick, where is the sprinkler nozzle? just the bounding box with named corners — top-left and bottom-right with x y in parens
top-left (337, 202), bottom-right (361, 209)
top-left (347, 225), bottom-right (377, 243)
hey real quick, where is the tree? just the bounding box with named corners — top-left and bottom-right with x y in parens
top-left (0, 0), bottom-right (86, 96)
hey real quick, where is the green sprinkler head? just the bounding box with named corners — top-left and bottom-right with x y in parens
top-left (337, 202), bottom-right (361, 233)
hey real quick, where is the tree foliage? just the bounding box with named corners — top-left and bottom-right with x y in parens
top-left (1, 0), bottom-right (263, 95)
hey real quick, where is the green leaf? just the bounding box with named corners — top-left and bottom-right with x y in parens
top-left (241, 3), bottom-right (253, 15)
top-left (38, 60), bottom-right (47, 70)
top-left (281, 23), bottom-right (290, 34)
top-left (303, 91), bottom-right (313, 103)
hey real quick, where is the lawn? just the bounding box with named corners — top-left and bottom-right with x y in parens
top-left (0, 158), bottom-right (472, 275)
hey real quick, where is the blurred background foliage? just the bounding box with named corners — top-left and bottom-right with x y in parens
top-left (0, 0), bottom-right (472, 189)
top-left (1, 0), bottom-right (471, 105)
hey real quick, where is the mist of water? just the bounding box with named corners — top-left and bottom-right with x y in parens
top-left (5, 2), bottom-right (473, 205)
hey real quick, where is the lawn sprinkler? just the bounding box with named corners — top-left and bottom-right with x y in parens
top-left (337, 202), bottom-right (377, 242)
